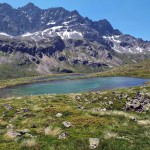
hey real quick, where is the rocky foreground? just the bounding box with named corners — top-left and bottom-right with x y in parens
top-left (0, 84), bottom-right (150, 150)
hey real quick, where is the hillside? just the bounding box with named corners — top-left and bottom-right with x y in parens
top-left (88, 60), bottom-right (150, 78)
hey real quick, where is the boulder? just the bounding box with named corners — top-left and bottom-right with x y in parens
top-left (58, 132), bottom-right (68, 139)
top-left (3, 104), bottom-right (12, 110)
top-left (18, 129), bottom-right (30, 135)
top-left (62, 121), bottom-right (72, 128)
top-left (89, 138), bottom-right (99, 149)
top-left (56, 113), bottom-right (63, 118)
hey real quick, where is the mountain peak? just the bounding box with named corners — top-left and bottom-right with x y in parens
top-left (0, 3), bottom-right (12, 10)
top-left (20, 2), bottom-right (39, 10)
top-left (26, 2), bottom-right (35, 7)
top-left (70, 10), bottom-right (81, 18)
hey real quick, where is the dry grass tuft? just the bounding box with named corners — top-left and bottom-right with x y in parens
top-left (145, 131), bottom-right (150, 137)
top-left (104, 131), bottom-right (118, 139)
top-left (4, 131), bottom-right (19, 141)
top-left (92, 110), bottom-right (137, 119)
top-left (22, 139), bottom-right (37, 148)
top-left (0, 119), bottom-right (7, 127)
top-left (44, 126), bottom-right (62, 136)
top-left (138, 120), bottom-right (150, 126)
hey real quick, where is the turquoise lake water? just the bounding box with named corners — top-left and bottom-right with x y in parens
top-left (0, 77), bottom-right (149, 98)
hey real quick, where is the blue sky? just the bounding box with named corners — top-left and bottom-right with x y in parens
top-left (0, 0), bottom-right (149, 40)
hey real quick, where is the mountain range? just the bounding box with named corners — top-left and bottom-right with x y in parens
top-left (0, 2), bottom-right (150, 78)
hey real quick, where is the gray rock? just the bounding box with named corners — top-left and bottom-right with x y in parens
top-left (24, 133), bottom-right (34, 138)
top-left (124, 95), bottom-right (129, 99)
top-left (56, 113), bottom-right (63, 118)
top-left (112, 91), bottom-right (116, 94)
top-left (78, 105), bottom-right (85, 110)
top-left (125, 93), bottom-right (150, 112)
top-left (7, 124), bottom-right (14, 130)
top-left (62, 121), bottom-right (72, 128)
top-left (3, 104), bottom-right (12, 110)
top-left (100, 108), bottom-right (107, 111)
top-left (130, 116), bottom-right (137, 121)
top-left (58, 132), bottom-right (68, 139)
top-left (89, 138), bottom-right (99, 149)
top-left (31, 124), bottom-right (38, 128)
top-left (6, 130), bottom-right (21, 139)
top-left (93, 108), bottom-right (107, 112)
top-left (108, 101), bottom-right (113, 105)
top-left (18, 129), bottom-right (30, 135)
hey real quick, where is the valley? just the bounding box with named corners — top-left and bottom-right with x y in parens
top-left (0, 2), bottom-right (150, 150)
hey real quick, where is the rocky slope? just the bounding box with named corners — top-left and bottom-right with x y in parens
top-left (0, 3), bottom-right (150, 76)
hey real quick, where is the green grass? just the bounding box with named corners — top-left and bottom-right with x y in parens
top-left (0, 85), bottom-right (150, 150)
top-left (0, 73), bottom-right (84, 89)
top-left (0, 51), bottom-right (40, 80)
top-left (87, 60), bottom-right (150, 78)
top-left (0, 63), bottom-right (39, 80)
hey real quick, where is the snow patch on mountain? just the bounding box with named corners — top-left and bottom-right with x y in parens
top-left (57, 30), bottom-right (83, 39)
top-left (20, 28), bottom-right (83, 41)
top-left (22, 32), bottom-right (33, 37)
top-left (136, 47), bottom-right (143, 52)
top-left (51, 26), bottom-right (63, 31)
top-left (103, 35), bottom-right (147, 54)
top-left (0, 32), bottom-right (12, 37)
top-left (103, 35), bottom-right (121, 43)
top-left (47, 22), bottom-right (56, 25)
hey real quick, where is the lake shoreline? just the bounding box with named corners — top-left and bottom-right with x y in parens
top-left (0, 77), bottom-right (149, 98)
top-left (0, 73), bottom-right (150, 90)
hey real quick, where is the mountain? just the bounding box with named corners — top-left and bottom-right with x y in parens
top-left (0, 3), bottom-right (150, 78)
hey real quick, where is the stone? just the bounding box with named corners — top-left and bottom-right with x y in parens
top-left (31, 124), bottom-right (37, 128)
top-left (56, 113), bottom-right (63, 118)
top-left (3, 104), bottom-right (12, 110)
top-left (130, 116), bottom-right (137, 121)
top-left (78, 105), bottom-right (85, 110)
top-left (58, 132), bottom-right (68, 139)
top-left (63, 121), bottom-right (72, 128)
top-left (100, 108), bottom-right (107, 112)
top-left (24, 133), bottom-right (34, 138)
top-left (142, 106), bottom-right (149, 111)
top-left (125, 93), bottom-right (150, 112)
top-left (124, 95), bottom-right (129, 99)
top-left (112, 91), bottom-right (116, 94)
top-left (7, 124), bottom-right (14, 130)
top-left (136, 91), bottom-right (140, 96)
top-left (108, 101), bottom-right (113, 105)
top-left (5, 130), bottom-right (21, 139)
top-left (18, 129), bottom-right (30, 135)
top-left (133, 101), bottom-right (141, 109)
top-left (89, 138), bottom-right (99, 149)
